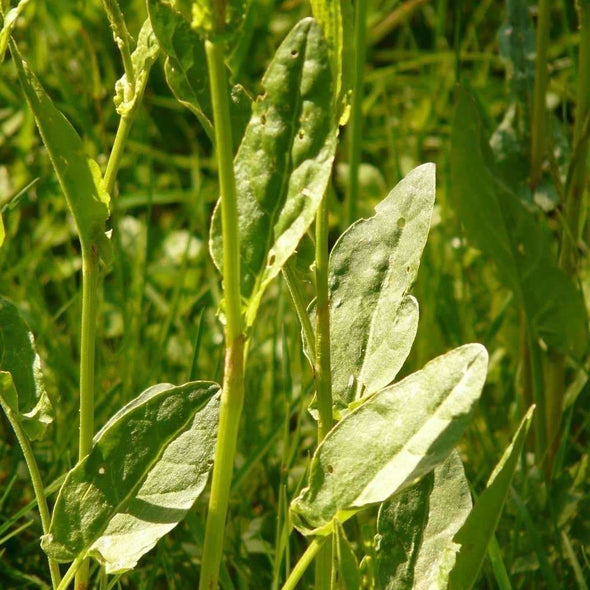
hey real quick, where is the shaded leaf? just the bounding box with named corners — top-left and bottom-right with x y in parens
top-left (0, 297), bottom-right (53, 440)
top-left (42, 381), bottom-right (220, 573)
top-left (210, 17), bottom-right (338, 327)
top-left (329, 163), bottom-right (435, 414)
top-left (290, 344), bottom-right (488, 535)
top-left (10, 42), bottom-right (111, 259)
top-left (333, 520), bottom-right (361, 590)
top-left (375, 451), bottom-right (472, 590)
top-left (451, 88), bottom-right (588, 358)
top-left (448, 406), bottom-right (535, 590)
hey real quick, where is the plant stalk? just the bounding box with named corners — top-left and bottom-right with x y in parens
top-left (314, 192), bottom-right (333, 588)
top-left (74, 245), bottom-right (100, 590)
top-left (281, 537), bottom-right (326, 590)
top-left (344, 0), bottom-right (368, 229)
top-left (0, 399), bottom-right (61, 588)
top-left (199, 37), bottom-right (244, 590)
top-left (530, 0), bottom-right (550, 189)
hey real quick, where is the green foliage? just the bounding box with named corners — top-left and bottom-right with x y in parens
top-left (375, 451), bottom-right (472, 590)
top-left (42, 381), bottom-right (220, 572)
top-left (449, 406), bottom-right (535, 590)
top-left (209, 17), bottom-right (339, 327)
top-left (0, 297), bottom-right (53, 440)
top-left (290, 343), bottom-right (488, 535)
top-left (332, 521), bottom-right (360, 589)
top-left (451, 88), bottom-right (588, 359)
top-left (328, 163), bottom-right (435, 415)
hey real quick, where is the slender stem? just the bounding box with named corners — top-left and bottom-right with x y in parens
top-left (282, 261), bottom-right (316, 362)
top-left (74, 245), bottom-right (99, 590)
top-left (104, 116), bottom-right (132, 197)
top-left (530, 0), bottom-right (550, 189)
top-left (199, 38), bottom-right (244, 590)
top-left (101, 0), bottom-right (135, 86)
top-left (314, 193), bottom-right (333, 588)
top-left (281, 537), bottom-right (326, 590)
top-left (526, 320), bottom-right (546, 464)
top-left (344, 0), bottom-right (368, 230)
top-left (0, 399), bottom-right (61, 589)
top-left (57, 556), bottom-right (85, 590)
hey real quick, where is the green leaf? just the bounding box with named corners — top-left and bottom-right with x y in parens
top-left (113, 18), bottom-right (160, 118)
top-left (0, 297), bottom-right (53, 440)
top-left (375, 451), bottom-right (472, 590)
top-left (173, 0), bottom-right (246, 41)
top-left (309, 0), bottom-right (354, 120)
top-left (451, 88), bottom-right (588, 358)
top-left (290, 344), bottom-right (488, 536)
top-left (448, 406), bottom-right (535, 590)
top-left (0, 0), bottom-right (30, 62)
top-left (10, 42), bottom-right (111, 260)
top-left (42, 381), bottom-right (220, 573)
top-left (210, 17), bottom-right (338, 327)
top-left (329, 163), bottom-right (435, 415)
top-left (0, 212), bottom-right (4, 248)
top-left (333, 520), bottom-right (361, 590)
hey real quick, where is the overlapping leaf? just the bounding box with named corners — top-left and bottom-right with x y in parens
top-left (210, 17), bottom-right (338, 327)
top-left (333, 520), bottom-right (361, 589)
top-left (451, 89), bottom-right (588, 358)
top-left (0, 297), bottom-right (53, 440)
top-left (10, 42), bottom-right (111, 259)
top-left (42, 381), bottom-right (220, 573)
top-left (290, 344), bottom-right (488, 535)
top-left (375, 451), bottom-right (472, 590)
top-left (449, 406), bottom-right (534, 590)
top-left (329, 163), bottom-right (435, 414)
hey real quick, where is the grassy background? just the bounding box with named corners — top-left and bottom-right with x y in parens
top-left (1, 0), bottom-right (588, 588)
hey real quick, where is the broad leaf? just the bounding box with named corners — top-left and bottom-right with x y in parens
top-left (210, 18), bottom-right (338, 328)
top-left (0, 297), bottom-right (53, 440)
top-left (290, 344), bottom-right (488, 535)
top-left (448, 406), bottom-right (535, 590)
top-left (451, 89), bottom-right (588, 358)
top-left (329, 163), bottom-right (435, 414)
top-left (10, 42), bottom-right (111, 259)
top-left (375, 451), bottom-right (472, 590)
top-left (42, 381), bottom-right (220, 573)
top-left (113, 18), bottom-right (160, 118)
top-left (333, 520), bottom-right (361, 589)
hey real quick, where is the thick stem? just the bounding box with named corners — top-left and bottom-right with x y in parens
top-left (74, 245), bottom-right (99, 590)
top-left (281, 537), bottom-right (326, 590)
top-left (314, 193), bottom-right (333, 588)
top-left (0, 400), bottom-right (61, 588)
top-left (530, 0), bottom-right (550, 189)
top-left (199, 38), bottom-right (244, 590)
top-left (344, 0), bottom-right (368, 229)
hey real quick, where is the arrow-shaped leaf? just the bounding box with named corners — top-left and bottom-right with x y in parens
top-left (42, 381), bottom-right (220, 573)
top-left (290, 344), bottom-right (488, 535)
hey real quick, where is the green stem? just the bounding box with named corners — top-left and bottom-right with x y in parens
top-left (344, 0), bottom-right (368, 229)
top-left (526, 320), bottom-right (546, 465)
top-left (101, 0), bottom-right (135, 86)
top-left (199, 37), bottom-right (244, 590)
top-left (530, 0), bottom-right (550, 189)
top-left (0, 400), bottom-right (61, 589)
top-left (104, 116), bottom-right (132, 197)
top-left (314, 193), bottom-right (333, 588)
top-left (282, 261), bottom-right (316, 362)
top-left (57, 556), bottom-right (85, 590)
top-left (281, 537), bottom-right (326, 590)
top-left (74, 246), bottom-right (99, 590)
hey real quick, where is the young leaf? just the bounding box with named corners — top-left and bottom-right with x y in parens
top-left (448, 406), bottom-right (535, 590)
top-left (375, 451), bottom-right (472, 590)
top-left (0, 297), bottom-right (53, 440)
top-left (451, 88), bottom-right (588, 358)
top-left (333, 520), bottom-right (361, 590)
top-left (329, 163), bottom-right (435, 414)
top-left (10, 42), bottom-right (111, 260)
top-left (209, 17), bottom-right (339, 328)
top-left (42, 381), bottom-right (220, 573)
top-left (290, 344), bottom-right (488, 535)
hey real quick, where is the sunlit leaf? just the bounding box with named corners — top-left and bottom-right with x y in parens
top-left (0, 297), bottom-right (53, 440)
top-left (10, 42), bottom-right (111, 260)
top-left (210, 17), bottom-right (338, 327)
top-left (333, 520), bottom-right (361, 589)
top-left (42, 381), bottom-right (220, 573)
top-left (375, 451), bottom-right (472, 590)
top-left (329, 163), bottom-right (435, 414)
top-left (448, 406), bottom-right (534, 590)
top-left (290, 344), bottom-right (488, 536)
